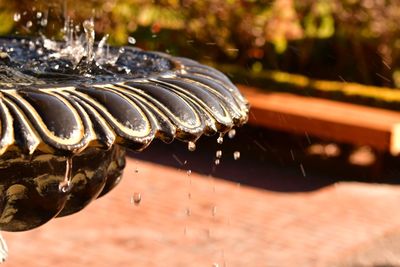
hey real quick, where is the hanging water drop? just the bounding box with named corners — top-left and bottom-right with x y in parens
top-left (131, 192), bottom-right (142, 205)
top-left (233, 151), bottom-right (240, 160)
top-left (187, 169), bottom-right (192, 176)
top-left (228, 129), bottom-right (236, 139)
top-left (188, 141), bottom-right (196, 152)
top-left (214, 159), bottom-right (220, 165)
top-left (59, 157), bottom-right (73, 193)
top-left (216, 150), bottom-right (222, 159)
top-left (217, 135), bottom-right (224, 144)
top-left (26, 21), bottom-right (33, 28)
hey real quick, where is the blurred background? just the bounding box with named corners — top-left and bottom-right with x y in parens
top-left (2, 1), bottom-right (400, 266)
top-left (2, 0), bottom-right (400, 87)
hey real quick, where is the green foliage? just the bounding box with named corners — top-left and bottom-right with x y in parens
top-left (1, 0), bottom-right (400, 87)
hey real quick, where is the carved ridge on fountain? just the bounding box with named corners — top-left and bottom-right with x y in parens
top-left (0, 53), bottom-right (249, 156)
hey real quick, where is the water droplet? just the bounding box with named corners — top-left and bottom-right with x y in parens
top-left (183, 226), bottom-right (187, 236)
top-left (26, 21), bottom-right (33, 28)
top-left (128, 36), bottom-right (136, 45)
top-left (300, 164), bottom-right (306, 177)
top-left (40, 18), bottom-right (48, 27)
top-left (228, 129), bottom-right (236, 139)
top-left (185, 208), bottom-right (191, 216)
top-left (214, 159), bottom-right (220, 165)
top-left (36, 12), bottom-right (42, 19)
top-left (217, 136), bottom-right (224, 144)
top-left (13, 13), bottom-right (21, 22)
top-left (187, 170), bottom-right (192, 176)
top-left (188, 141), bottom-right (196, 152)
top-left (59, 157), bottom-right (73, 193)
top-left (233, 151), bottom-right (241, 160)
top-left (131, 192), bottom-right (142, 205)
top-left (212, 206), bottom-right (217, 216)
top-left (216, 150), bottom-right (222, 159)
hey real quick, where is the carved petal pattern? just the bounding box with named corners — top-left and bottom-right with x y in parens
top-left (0, 52), bottom-right (248, 156)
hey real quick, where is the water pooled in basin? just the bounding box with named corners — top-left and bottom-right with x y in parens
top-left (0, 18), bottom-right (174, 87)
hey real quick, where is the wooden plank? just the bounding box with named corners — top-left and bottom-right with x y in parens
top-left (239, 85), bottom-right (400, 155)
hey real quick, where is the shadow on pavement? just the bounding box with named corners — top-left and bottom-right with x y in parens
top-left (129, 125), bottom-right (400, 192)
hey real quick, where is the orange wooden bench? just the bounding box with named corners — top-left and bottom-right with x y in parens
top-left (239, 85), bottom-right (400, 156)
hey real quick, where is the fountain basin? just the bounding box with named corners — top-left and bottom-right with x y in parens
top-left (0, 37), bottom-right (249, 231)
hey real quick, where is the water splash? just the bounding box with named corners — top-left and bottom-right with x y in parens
top-left (83, 19), bottom-right (95, 62)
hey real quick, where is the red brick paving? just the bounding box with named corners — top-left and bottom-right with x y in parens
top-left (3, 157), bottom-right (400, 267)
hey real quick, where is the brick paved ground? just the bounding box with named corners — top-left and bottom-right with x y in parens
top-left (3, 155), bottom-right (400, 267)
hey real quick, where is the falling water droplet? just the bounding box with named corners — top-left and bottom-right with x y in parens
top-left (40, 17), bottom-right (48, 27)
top-left (26, 21), bottom-right (33, 28)
top-left (13, 13), bottom-right (21, 22)
top-left (128, 36), bottom-right (136, 45)
top-left (214, 159), bottom-right (220, 165)
top-left (185, 208), bottom-right (191, 216)
top-left (131, 192), bottom-right (142, 205)
top-left (228, 129), bottom-right (236, 139)
top-left (187, 169), bottom-right (192, 176)
top-left (188, 141), bottom-right (196, 152)
top-left (217, 135), bottom-right (224, 144)
top-left (59, 157), bottom-right (73, 193)
top-left (212, 206), bottom-right (217, 217)
top-left (36, 12), bottom-right (42, 19)
top-left (300, 164), bottom-right (306, 177)
top-left (216, 150), bottom-right (222, 159)
top-left (233, 151), bottom-right (240, 160)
